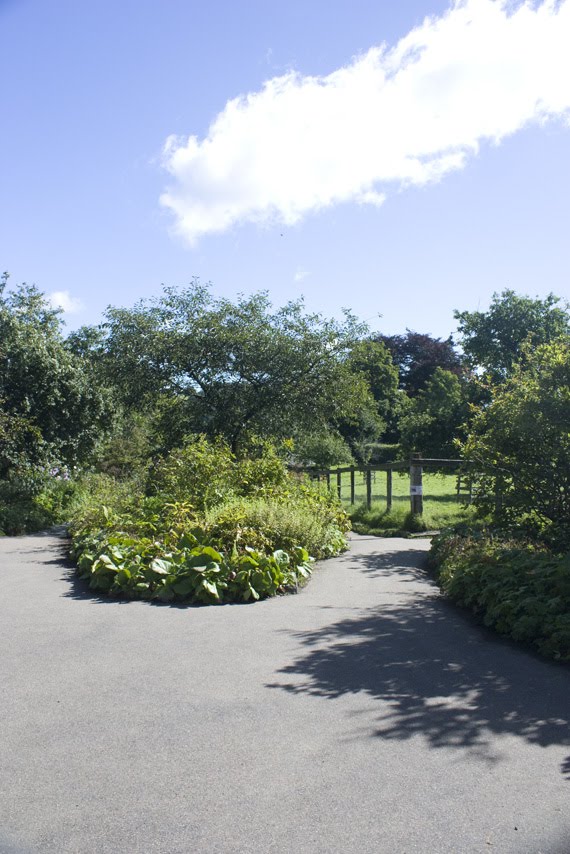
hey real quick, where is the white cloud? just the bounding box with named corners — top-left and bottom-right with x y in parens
top-left (160, 0), bottom-right (570, 244)
top-left (294, 269), bottom-right (310, 282)
top-left (48, 290), bottom-right (84, 314)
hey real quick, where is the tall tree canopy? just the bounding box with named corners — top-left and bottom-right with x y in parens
top-left (0, 274), bottom-right (111, 480)
top-left (398, 368), bottom-right (471, 458)
top-left (454, 290), bottom-right (570, 381)
top-left (462, 338), bottom-right (570, 547)
top-left (376, 330), bottom-right (463, 396)
top-left (95, 281), bottom-right (372, 452)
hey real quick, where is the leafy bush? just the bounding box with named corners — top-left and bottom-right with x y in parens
top-left (150, 435), bottom-right (235, 510)
top-left (365, 443), bottom-right (401, 465)
top-left (292, 430), bottom-right (355, 470)
top-left (462, 338), bottom-right (570, 549)
top-left (0, 465), bottom-right (77, 535)
top-left (0, 481), bottom-right (54, 535)
top-left (64, 471), bottom-right (146, 533)
top-left (205, 490), bottom-right (349, 559)
top-left (429, 529), bottom-right (570, 661)
top-left (150, 435), bottom-right (291, 509)
top-left (70, 510), bottom-right (314, 604)
top-left (73, 534), bottom-right (313, 604)
top-left (67, 436), bottom-right (350, 604)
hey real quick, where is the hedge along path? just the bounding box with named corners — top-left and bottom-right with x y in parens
top-left (0, 530), bottom-right (569, 854)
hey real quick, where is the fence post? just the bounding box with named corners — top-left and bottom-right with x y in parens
top-left (410, 453), bottom-right (423, 516)
top-left (366, 468), bottom-right (372, 510)
top-left (386, 467), bottom-right (392, 512)
top-left (336, 470), bottom-right (342, 500)
top-left (350, 467), bottom-right (355, 505)
top-left (326, 470), bottom-right (331, 491)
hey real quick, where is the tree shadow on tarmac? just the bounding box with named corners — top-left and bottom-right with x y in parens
top-left (338, 544), bottom-right (437, 584)
top-left (268, 593), bottom-right (570, 763)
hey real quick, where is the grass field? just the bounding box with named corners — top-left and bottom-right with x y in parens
top-left (330, 470), bottom-right (476, 535)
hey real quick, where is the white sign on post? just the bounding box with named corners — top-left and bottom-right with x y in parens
top-left (410, 485), bottom-right (423, 496)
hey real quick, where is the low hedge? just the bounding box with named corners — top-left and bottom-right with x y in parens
top-left (429, 529), bottom-right (570, 661)
top-left (71, 522), bottom-right (314, 605)
top-left (67, 437), bottom-right (351, 605)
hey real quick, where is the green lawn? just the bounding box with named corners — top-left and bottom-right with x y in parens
top-left (331, 470), bottom-right (476, 535)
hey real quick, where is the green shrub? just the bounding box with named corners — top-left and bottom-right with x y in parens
top-left (150, 435), bottom-right (235, 510)
top-left (292, 430), bottom-right (355, 470)
top-left (70, 523), bottom-right (314, 604)
top-left (205, 491), bottom-right (349, 559)
top-left (66, 437), bottom-right (350, 605)
top-left (0, 467), bottom-right (77, 535)
top-left (429, 529), bottom-right (570, 661)
top-left (365, 443), bottom-right (401, 464)
top-left (0, 482), bottom-right (54, 535)
top-left (233, 438), bottom-right (290, 496)
top-left (461, 338), bottom-right (570, 549)
top-left (64, 471), bottom-right (146, 533)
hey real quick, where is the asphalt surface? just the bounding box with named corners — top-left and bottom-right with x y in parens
top-left (0, 530), bottom-right (569, 854)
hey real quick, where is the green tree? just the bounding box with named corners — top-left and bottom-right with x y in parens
top-left (0, 273), bottom-right (111, 479)
top-left (97, 281), bottom-right (369, 453)
top-left (454, 290), bottom-right (569, 381)
top-left (291, 429), bottom-right (354, 470)
top-left (376, 330), bottom-right (463, 396)
top-left (333, 338), bottom-right (398, 460)
top-left (399, 368), bottom-right (470, 458)
top-left (346, 339), bottom-right (399, 418)
top-left (462, 338), bottom-right (570, 546)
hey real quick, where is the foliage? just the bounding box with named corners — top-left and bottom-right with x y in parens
top-left (429, 530), bottom-right (570, 661)
top-left (0, 481), bottom-right (53, 535)
top-left (399, 368), bottom-right (471, 458)
top-left (0, 273), bottom-right (112, 479)
top-left (61, 471), bottom-right (145, 534)
top-left (462, 339), bottom-right (570, 548)
top-left (93, 281), bottom-right (368, 452)
top-left (67, 436), bottom-right (350, 604)
top-left (376, 330), bottom-right (464, 396)
top-left (71, 520), bottom-right (314, 605)
top-left (454, 289), bottom-right (569, 381)
top-left (150, 435), bottom-right (236, 510)
top-left (92, 411), bottom-right (154, 479)
top-left (205, 488), bottom-right (350, 559)
top-left (337, 398), bottom-right (385, 464)
top-left (346, 339), bottom-right (399, 419)
top-left (339, 339), bottom-right (400, 452)
top-left (292, 430), bottom-right (354, 470)
top-left (0, 466), bottom-right (78, 535)
top-left (365, 443), bottom-right (401, 464)
top-left (150, 435), bottom-right (290, 510)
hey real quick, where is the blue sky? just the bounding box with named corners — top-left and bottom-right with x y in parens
top-left (2, 0), bottom-right (569, 340)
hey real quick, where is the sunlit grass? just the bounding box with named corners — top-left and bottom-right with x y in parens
top-left (334, 471), bottom-right (477, 536)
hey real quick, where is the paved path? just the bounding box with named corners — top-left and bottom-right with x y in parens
top-left (1, 531), bottom-right (569, 854)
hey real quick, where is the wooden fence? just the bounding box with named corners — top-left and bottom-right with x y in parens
top-left (308, 455), bottom-right (472, 514)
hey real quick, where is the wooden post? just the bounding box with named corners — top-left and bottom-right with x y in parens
top-left (366, 468), bottom-right (372, 510)
top-left (350, 467), bottom-right (355, 505)
top-left (386, 468), bottom-right (392, 512)
top-left (326, 471), bottom-right (331, 490)
top-left (410, 453), bottom-right (423, 516)
top-left (336, 470), bottom-right (342, 500)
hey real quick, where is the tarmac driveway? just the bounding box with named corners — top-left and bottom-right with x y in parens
top-left (0, 530), bottom-right (569, 854)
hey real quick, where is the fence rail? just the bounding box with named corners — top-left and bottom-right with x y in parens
top-left (307, 455), bottom-right (473, 514)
